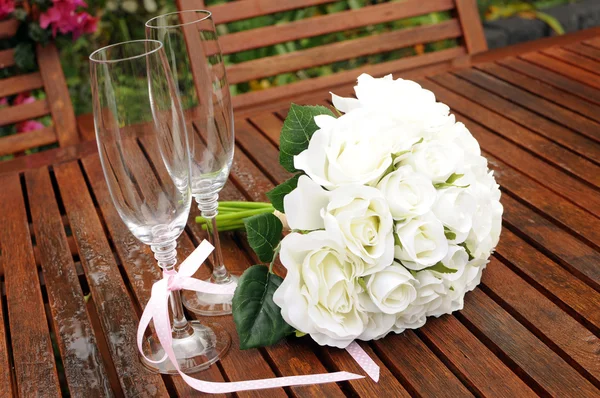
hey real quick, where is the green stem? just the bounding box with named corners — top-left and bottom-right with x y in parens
top-left (196, 207), bottom-right (273, 224)
top-left (219, 201), bottom-right (272, 209)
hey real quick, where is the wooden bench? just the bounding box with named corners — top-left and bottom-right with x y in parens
top-left (0, 19), bottom-right (79, 158)
top-left (177, 0), bottom-right (486, 114)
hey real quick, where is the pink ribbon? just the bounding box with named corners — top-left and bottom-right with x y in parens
top-left (137, 240), bottom-right (379, 394)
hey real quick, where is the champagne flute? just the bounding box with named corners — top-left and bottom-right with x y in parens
top-left (146, 11), bottom-right (238, 316)
top-left (89, 39), bottom-right (230, 374)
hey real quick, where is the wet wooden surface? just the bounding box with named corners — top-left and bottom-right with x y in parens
top-left (1, 35), bottom-right (599, 397)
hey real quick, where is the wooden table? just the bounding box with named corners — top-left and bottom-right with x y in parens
top-left (1, 32), bottom-right (599, 397)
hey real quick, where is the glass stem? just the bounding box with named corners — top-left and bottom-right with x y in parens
top-left (197, 194), bottom-right (231, 284)
top-left (151, 240), bottom-right (194, 338)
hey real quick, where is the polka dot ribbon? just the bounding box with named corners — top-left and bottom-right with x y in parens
top-left (137, 240), bottom-right (379, 394)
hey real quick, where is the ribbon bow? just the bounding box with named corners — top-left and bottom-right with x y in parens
top-left (137, 240), bottom-right (378, 394)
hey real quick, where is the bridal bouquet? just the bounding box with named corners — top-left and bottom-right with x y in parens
top-left (227, 74), bottom-right (503, 350)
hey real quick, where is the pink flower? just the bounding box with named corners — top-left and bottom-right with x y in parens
top-left (71, 11), bottom-right (97, 39)
top-left (0, 0), bottom-right (14, 20)
top-left (13, 92), bottom-right (35, 105)
top-left (17, 120), bottom-right (44, 133)
top-left (0, 97), bottom-right (7, 107)
top-left (39, 0), bottom-right (96, 39)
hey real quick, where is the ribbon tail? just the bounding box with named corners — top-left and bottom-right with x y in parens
top-left (346, 341), bottom-right (380, 382)
top-left (137, 292), bottom-right (169, 365)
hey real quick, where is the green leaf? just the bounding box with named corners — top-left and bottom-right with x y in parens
top-left (13, 8), bottom-right (27, 21)
top-left (394, 232), bottom-right (402, 248)
top-left (459, 242), bottom-right (475, 261)
top-left (295, 330), bottom-right (307, 338)
top-left (28, 23), bottom-right (50, 44)
top-left (232, 265), bottom-right (295, 349)
top-left (266, 174), bottom-right (301, 213)
top-left (14, 42), bottom-right (37, 72)
top-left (244, 213), bottom-right (283, 263)
top-left (279, 104), bottom-right (335, 172)
top-left (446, 173), bottom-right (464, 184)
top-left (444, 227), bottom-right (457, 240)
top-left (434, 173), bottom-right (469, 189)
top-left (422, 261), bottom-right (458, 274)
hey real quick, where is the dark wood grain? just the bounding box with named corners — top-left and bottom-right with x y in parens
top-left (0, 72), bottom-right (44, 97)
top-left (36, 44), bottom-right (79, 147)
top-left (419, 315), bottom-right (537, 397)
top-left (454, 0), bottom-right (487, 53)
top-left (434, 72), bottom-right (600, 164)
top-left (521, 52), bottom-right (600, 90)
top-left (216, 0), bottom-right (454, 55)
top-left (482, 258), bottom-right (600, 382)
top-left (460, 66), bottom-right (600, 143)
top-left (475, 61), bottom-right (600, 124)
top-left (498, 56), bottom-right (600, 106)
top-left (3, 33), bottom-right (600, 398)
top-left (564, 42), bottom-right (600, 62)
top-left (132, 137), bottom-right (289, 398)
top-left (542, 47), bottom-right (600, 75)
top-left (460, 289), bottom-right (599, 397)
top-left (373, 331), bottom-right (474, 397)
top-left (0, 173), bottom-right (61, 397)
top-left (420, 78), bottom-right (600, 187)
top-left (54, 161), bottom-right (170, 396)
top-left (25, 167), bottom-right (113, 396)
top-left (455, 111), bottom-right (600, 217)
top-left (0, 277), bottom-right (13, 398)
top-left (494, 227), bottom-right (600, 332)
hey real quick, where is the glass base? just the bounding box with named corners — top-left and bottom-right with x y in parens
top-left (139, 320), bottom-right (230, 375)
top-left (182, 274), bottom-right (239, 316)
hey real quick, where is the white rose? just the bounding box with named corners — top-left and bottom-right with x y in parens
top-left (365, 263), bottom-right (418, 314)
top-left (393, 303), bottom-right (427, 333)
top-left (432, 187), bottom-right (477, 243)
top-left (294, 108), bottom-right (394, 188)
top-left (438, 121), bottom-right (481, 156)
top-left (376, 165), bottom-right (436, 221)
top-left (437, 245), bottom-right (469, 281)
top-left (358, 311), bottom-right (396, 341)
top-left (273, 231), bottom-right (367, 348)
top-left (285, 176), bottom-right (394, 272)
top-left (394, 212), bottom-right (448, 270)
top-left (332, 74), bottom-right (452, 133)
top-left (400, 140), bottom-right (463, 184)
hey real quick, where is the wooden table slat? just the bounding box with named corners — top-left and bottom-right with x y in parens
top-left (475, 61), bottom-right (600, 124)
top-left (2, 32), bottom-right (600, 398)
top-left (457, 111), bottom-right (600, 217)
top-left (0, 173), bottom-right (62, 397)
top-left (53, 161), bottom-right (170, 397)
top-left (461, 289), bottom-right (599, 396)
top-left (426, 74), bottom-right (600, 172)
top-left (417, 315), bottom-right (538, 397)
top-left (521, 52), bottom-right (600, 91)
top-left (495, 227), bottom-right (600, 333)
top-left (482, 258), bottom-right (600, 383)
top-left (0, 281), bottom-right (13, 397)
top-left (498, 56), bottom-right (600, 106)
top-left (462, 65), bottom-right (600, 143)
top-left (542, 46), bottom-right (600, 76)
top-left (25, 167), bottom-right (113, 396)
top-left (563, 42), bottom-right (600, 62)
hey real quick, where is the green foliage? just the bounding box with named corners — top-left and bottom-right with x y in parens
top-left (14, 42), bottom-right (37, 72)
top-left (279, 104), bottom-right (335, 173)
top-left (422, 261), bottom-right (458, 274)
top-left (266, 174), bottom-right (301, 213)
top-left (52, 0), bottom-right (574, 115)
top-left (244, 213), bottom-right (283, 263)
top-left (232, 265), bottom-right (295, 350)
